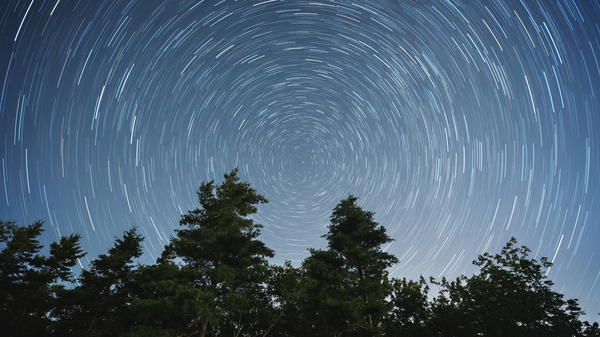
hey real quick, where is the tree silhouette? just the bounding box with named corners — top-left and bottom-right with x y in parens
top-left (52, 228), bottom-right (144, 336)
top-left (2, 173), bottom-right (599, 337)
top-left (429, 237), bottom-right (586, 337)
top-left (0, 220), bottom-right (84, 336)
top-left (303, 195), bottom-right (398, 336)
top-left (132, 168), bottom-right (274, 337)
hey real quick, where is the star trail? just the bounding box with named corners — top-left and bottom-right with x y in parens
top-left (1, 0), bottom-right (599, 321)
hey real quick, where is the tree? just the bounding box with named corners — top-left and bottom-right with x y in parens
top-left (0, 220), bottom-right (85, 336)
top-left (52, 228), bottom-right (144, 336)
top-left (429, 237), bottom-right (585, 337)
top-left (260, 261), bottom-right (311, 336)
top-left (131, 168), bottom-right (274, 337)
top-left (581, 321), bottom-right (600, 337)
top-left (384, 276), bottom-right (433, 337)
top-left (302, 195), bottom-right (399, 337)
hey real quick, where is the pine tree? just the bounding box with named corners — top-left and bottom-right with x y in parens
top-left (132, 168), bottom-right (274, 337)
top-left (0, 220), bottom-right (85, 336)
top-left (302, 195), bottom-right (398, 337)
top-left (53, 228), bottom-right (144, 336)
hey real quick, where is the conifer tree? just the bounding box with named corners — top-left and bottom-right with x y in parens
top-left (303, 195), bottom-right (398, 337)
top-left (0, 220), bottom-right (85, 336)
top-left (132, 168), bottom-right (274, 337)
top-left (53, 228), bottom-right (144, 336)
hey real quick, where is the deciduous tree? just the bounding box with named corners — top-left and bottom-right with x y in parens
top-left (385, 276), bottom-right (433, 337)
top-left (429, 237), bottom-right (585, 337)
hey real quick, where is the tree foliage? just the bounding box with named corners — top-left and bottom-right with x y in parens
top-left (384, 276), bottom-right (432, 337)
top-left (428, 237), bottom-right (588, 337)
top-left (302, 195), bottom-right (399, 337)
top-left (1, 171), bottom-right (598, 337)
top-left (53, 228), bottom-right (144, 336)
top-left (0, 220), bottom-right (85, 336)
top-left (132, 168), bottom-right (274, 337)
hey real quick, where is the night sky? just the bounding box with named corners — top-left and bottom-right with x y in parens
top-left (1, 0), bottom-right (599, 321)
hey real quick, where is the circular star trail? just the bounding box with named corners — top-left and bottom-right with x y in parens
top-left (1, 0), bottom-right (599, 321)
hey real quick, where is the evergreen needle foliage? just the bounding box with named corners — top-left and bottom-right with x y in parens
top-left (1, 170), bottom-right (598, 337)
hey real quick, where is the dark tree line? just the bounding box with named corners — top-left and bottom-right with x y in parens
top-left (1, 169), bottom-right (598, 336)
